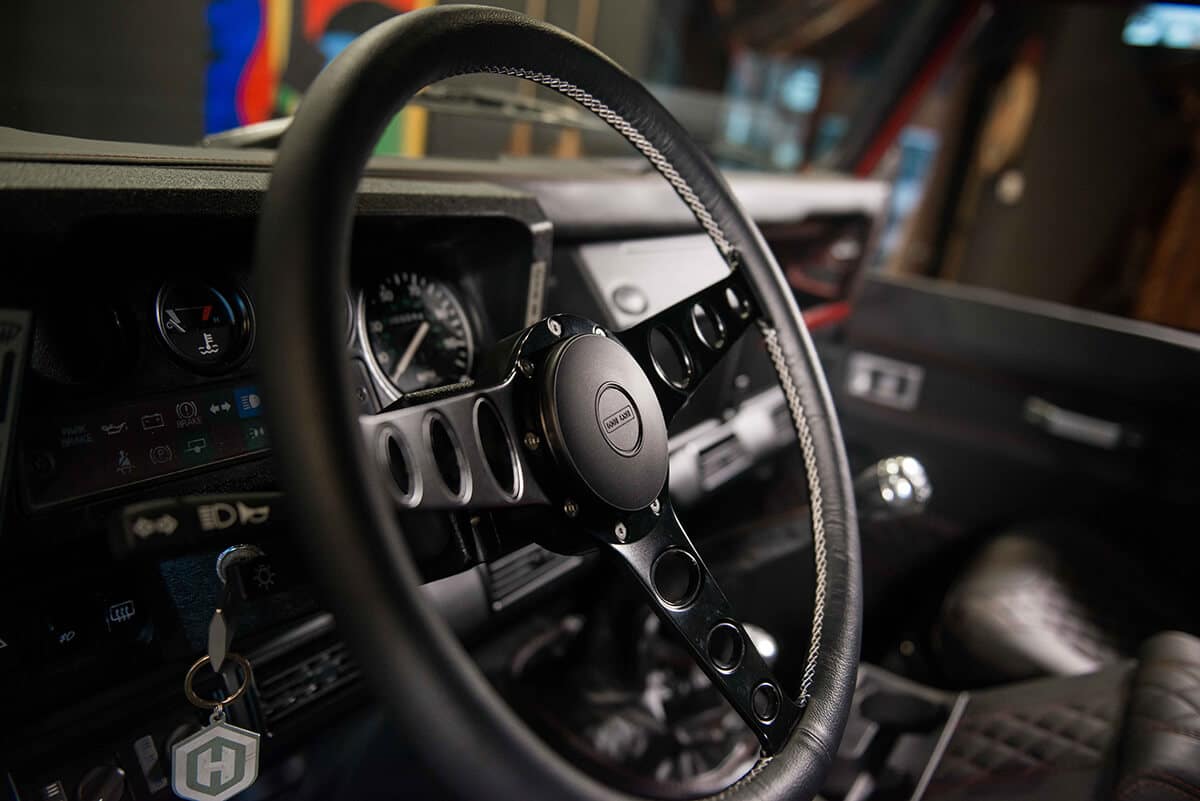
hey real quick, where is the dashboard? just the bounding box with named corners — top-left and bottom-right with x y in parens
top-left (17, 209), bottom-right (549, 514)
top-left (0, 126), bottom-right (885, 801)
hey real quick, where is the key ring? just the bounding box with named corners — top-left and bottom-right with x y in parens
top-left (183, 652), bottom-right (254, 710)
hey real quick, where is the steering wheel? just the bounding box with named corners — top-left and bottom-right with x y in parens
top-left (255, 6), bottom-right (860, 800)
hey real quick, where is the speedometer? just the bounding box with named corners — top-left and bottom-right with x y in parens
top-left (363, 272), bottom-right (474, 394)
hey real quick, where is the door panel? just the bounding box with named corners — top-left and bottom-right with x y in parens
top-left (830, 274), bottom-right (1200, 618)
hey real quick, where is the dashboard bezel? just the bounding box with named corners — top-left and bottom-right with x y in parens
top-left (152, 276), bottom-right (257, 376)
top-left (354, 272), bottom-right (478, 404)
top-left (346, 214), bottom-right (550, 407)
top-left (3, 184), bottom-right (553, 523)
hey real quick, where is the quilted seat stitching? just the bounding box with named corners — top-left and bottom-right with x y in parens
top-left (933, 698), bottom-right (1117, 788)
top-left (1133, 718), bottom-right (1200, 742)
top-left (1135, 679), bottom-right (1200, 720)
top-left (1117, 777), bottom-right (1200, 801)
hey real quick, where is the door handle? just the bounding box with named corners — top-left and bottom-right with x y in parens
top-left (1022, 397), bottom-right (1138, 450)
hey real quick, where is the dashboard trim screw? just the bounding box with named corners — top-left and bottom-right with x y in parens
top-left (517, 358), bottom-right (535, 378)
top-left (614, 522), bottom-right (627, 542)
top-left (547, 318), bottom-right (562, 337)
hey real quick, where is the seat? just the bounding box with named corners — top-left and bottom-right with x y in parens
top-left (923, 631), bottom-right (1200, 801)
top-left (924, 659), bottom-right (1133, 801)
top-left (1115, 631), bottom-right (1200, 801)
top-left (936, 524), bottom-right (1197, 685)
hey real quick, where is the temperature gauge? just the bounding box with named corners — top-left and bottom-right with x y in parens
top-left (155, 280), bottom-right (254, 373)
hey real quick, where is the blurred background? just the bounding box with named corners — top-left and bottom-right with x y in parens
top-left (4, 0), bottom-right (1200, 332)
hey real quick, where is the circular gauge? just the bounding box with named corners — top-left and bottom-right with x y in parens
top-left (155, 280), bottom-right (254, 372)
top-left (363, 272), bottom-right (474, 394)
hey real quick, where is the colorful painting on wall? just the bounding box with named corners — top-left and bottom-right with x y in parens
top-left (207, 0), bottom-right (432, 152)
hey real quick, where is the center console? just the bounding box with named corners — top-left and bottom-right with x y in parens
top-left (499, 600), bottom-right (1148, 801)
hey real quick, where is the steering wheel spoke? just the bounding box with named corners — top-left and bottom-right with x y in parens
top-left (359, 377), bottom-right (548, 511)
top-left (615, 269), bottom-right (759, 422)
top-left (604, 501), bottom-right (800, 755)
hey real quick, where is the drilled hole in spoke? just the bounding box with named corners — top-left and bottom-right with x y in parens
top-left (475, 399), bottom-right (517, 498)
top-left (648, 326), bottom-right (693, 390)
top-left (707, 622), bottom-right (745, 672)
top-left (428, 415), bottom-right (465, 497)
top-left (651, 548), bottom-right (702, 608)
top-left (691, 302), bottom-right (726, 350)
top-left (752, 682), bottom-right (782, 723)
top-left (724, 286), bottom-right (751, 320)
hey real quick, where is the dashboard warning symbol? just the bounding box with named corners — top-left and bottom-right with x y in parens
top-left (197, 503), bottom-right (237, 531)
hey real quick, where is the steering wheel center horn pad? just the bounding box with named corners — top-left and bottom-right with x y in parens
top-left (256, 5), bottom-right (860, 801)
top-left (537, 328), bottom-right (667, 512)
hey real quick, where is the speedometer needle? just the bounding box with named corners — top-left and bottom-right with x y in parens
top-left (391, 320), bottom-right (431, 383)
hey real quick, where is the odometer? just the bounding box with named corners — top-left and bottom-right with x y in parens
top-left (363, 272), bottom-right (474, 394)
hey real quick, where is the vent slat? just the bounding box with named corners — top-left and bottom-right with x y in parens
top-left (257, 641), bottom-right (361, 725)
top-left (487, 544), bottom-right (583, 610)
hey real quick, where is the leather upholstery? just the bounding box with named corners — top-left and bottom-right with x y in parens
top-left (255, 6), bottom-right (860, 801)
top-left (939, 527), bottom-right (1196, 684)
top-left (924, 632), bottom-right (1200, 801)
top-left (1115, 632), bottom-right (1200, 801)
top-left (925, 663), bottom-right (1133, 801)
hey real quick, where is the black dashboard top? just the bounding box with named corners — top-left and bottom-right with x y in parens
top-left (0, 125), bottom-right (888, 238)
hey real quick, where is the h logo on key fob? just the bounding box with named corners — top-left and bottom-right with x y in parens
top-left (172, 717), bottom-right (260, 801)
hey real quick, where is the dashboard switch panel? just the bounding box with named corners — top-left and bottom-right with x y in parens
top-left (111, 492), bottom-right (285, 558)
top-left (20, 382), bottom-right (270, 510)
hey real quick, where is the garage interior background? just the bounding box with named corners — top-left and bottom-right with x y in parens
top-left (2, 0), bottom-right (1198, 330)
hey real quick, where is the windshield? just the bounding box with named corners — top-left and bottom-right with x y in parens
top-left (0, 0), bottom-right (928, 173)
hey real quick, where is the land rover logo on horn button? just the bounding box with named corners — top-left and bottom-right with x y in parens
top-left (596, 383), bottom-right (642, 456)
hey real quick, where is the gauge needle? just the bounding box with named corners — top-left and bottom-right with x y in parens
top-left (165, 308), bottom-right (186, 333)
top-left (391, 320), bottom-right (430, 383)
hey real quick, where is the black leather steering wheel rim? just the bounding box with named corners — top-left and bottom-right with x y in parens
top-left (255, 6), bottom-right (861, 800)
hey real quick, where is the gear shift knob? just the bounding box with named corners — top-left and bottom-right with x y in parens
top-left (855, 456), bottom-right (931, 519)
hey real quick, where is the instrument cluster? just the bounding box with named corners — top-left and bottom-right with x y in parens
top-left (344, 215), bottom-right (543, 407)
top-left (21, 262), bottom-right (490, 509)
top-left (357, 270), bottom-right (477, 399)
top-left (17, 213), bottom-right (538, 513)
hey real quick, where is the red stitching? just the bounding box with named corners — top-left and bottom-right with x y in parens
top-left (1117, 776), bottom-right (1200, 801)
top-left (1133, 717), bottom-right (1200, 742)
top-left (1142, 770), bottom-right (1200, 796)
top-left (1117, 779), bottom-right (1192, 801)
top-left (928, 758), bottom-right (1082, 796)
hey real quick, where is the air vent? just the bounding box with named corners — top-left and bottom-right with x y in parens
top-left (699, 434), bottom-right (749, 489)
top-left (488, 544), bottom-right (584, 612)
top-left (256, 640), bottom-right (361, 726)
